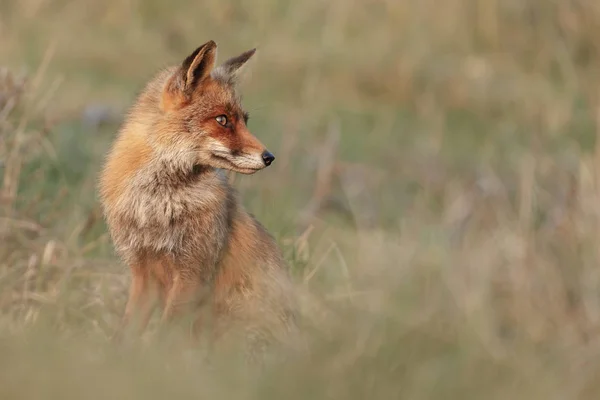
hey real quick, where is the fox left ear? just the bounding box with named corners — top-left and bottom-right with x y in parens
top-left (180, 40), bottom-right (218, 92)
top-left (213, 48), bottom-right (257, 83)
top-left (162, 41), bottom-right (217, 111)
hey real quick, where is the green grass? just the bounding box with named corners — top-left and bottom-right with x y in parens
top-left (3, 0), bottom-right (600, 398)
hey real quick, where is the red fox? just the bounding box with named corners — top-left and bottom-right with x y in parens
top-left (98, 40), bottom-right (298, 356)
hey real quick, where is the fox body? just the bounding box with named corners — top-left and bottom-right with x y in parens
top-left (98, 41), bottom-right (297, 353)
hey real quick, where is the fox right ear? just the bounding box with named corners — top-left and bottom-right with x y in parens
top-left (163, 41), bottom-right (217, 110)
top-left (213, 47), bottom-right (256, 84)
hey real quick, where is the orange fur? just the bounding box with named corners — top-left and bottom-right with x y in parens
top-left (98, 41), bottom-right (298, 356)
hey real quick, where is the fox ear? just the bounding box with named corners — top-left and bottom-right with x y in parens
top-left (162, 41), bottom-right (217, 110)
top-left (213, 48), bottom-right (256, 83)
top-left (180, 40), bottom-right (217, 91)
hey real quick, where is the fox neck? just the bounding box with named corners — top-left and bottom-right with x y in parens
top-left (149, 149), bottom-right (217, 188)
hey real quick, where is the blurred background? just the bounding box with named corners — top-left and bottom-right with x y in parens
top-left (3, 0), bottom-right (600, 398)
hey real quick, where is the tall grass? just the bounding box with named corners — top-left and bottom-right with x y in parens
top-left (2, 0), bottom-right (600, 398)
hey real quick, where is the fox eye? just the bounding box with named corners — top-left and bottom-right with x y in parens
top-left (215, 115), bottom-right (228, 126)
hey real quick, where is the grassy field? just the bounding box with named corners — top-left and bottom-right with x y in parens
top-left (3, 0), bottom-right (600, 398)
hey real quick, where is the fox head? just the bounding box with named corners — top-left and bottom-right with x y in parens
top-left (153, 40), bottom-right (273, 175)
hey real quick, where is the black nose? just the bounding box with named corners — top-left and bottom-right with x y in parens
top-left (262, 150), bottom-right (275, 166)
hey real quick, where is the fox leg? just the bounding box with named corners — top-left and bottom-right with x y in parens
top-left (159, 272), bottom-right (208, 326)
top-left (113, 261), bottom-right (158, 341)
